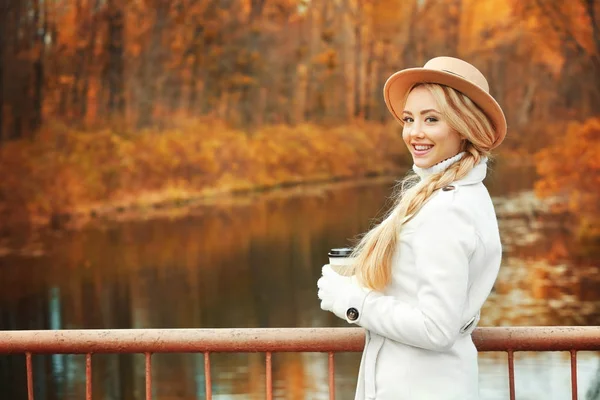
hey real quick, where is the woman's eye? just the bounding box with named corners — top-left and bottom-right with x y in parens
top-left (402, 116), bottom-right (414, 123)
top-left (425, 117), bottom-right (438, 123)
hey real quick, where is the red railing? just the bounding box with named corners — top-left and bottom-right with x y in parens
top-left (0, 326), bottom-right (599, 400)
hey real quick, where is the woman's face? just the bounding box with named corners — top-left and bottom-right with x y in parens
top-left (402, 86), bottom-right (463, 169)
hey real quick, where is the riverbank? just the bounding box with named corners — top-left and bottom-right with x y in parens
top-left (0, 119), bottom-right (408, 235)
top-left (48, 173), bottom-right (404, 230)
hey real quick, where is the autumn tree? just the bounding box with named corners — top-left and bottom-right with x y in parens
top-left (535, 117), bottom-right (600, 260)
top-left (0, 0), bottom-right (598, 139)
top-left (512, 0), bottom-right (600, 118)
top-left (0, 0), bottom-right (50, 139)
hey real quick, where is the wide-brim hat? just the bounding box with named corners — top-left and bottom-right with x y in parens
top-left (383, 56), bottom-right (507, 149)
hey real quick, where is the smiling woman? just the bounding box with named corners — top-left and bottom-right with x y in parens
top-left (316, 57), bottom-right (509, 400)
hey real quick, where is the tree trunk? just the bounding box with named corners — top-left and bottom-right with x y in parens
top-left (186, 24), bottom-right (204, 114)
top-left (583, 0), bottom-right (600, 71)
top-left (32, 56), bottom-right (43, 132)
top-left (322, 0), bottom-right (338, 123)
top-left (105, 0), bottom-right (125, 118)
top-left (401, 0), bottom-right (419, 65)
top-left (356, 24), bottom-right (368, 120)
top-left (239, 34), bottom-right (260, 127)
top-left (137, 0), bottom-right (169, 128)
top-left (9, 1), bottom-right (29, 139)
top-left (13, 115), bottom-right (23, 140)
top-left (367, 40), bottom-right (384, 122)
top-left (0, 1), bottom-right (5, 143)
top-left (80, 3), bottom-right (100, 121)
top-left (341, 0), bottom-right (356, 120)
top-left (249, 0), bottom-right (266, 23)
top-left (293, 64), bottom-right (308, 125)
top-left (188, 0), bottom-right (219, 115)
top-left (447, 0), bottom-right (462, 56)
top-left (70, 0), bottom-right (87, 120)
top-left (188, 54), bottom-right (201, 113)
top-left (583, 0), bottom-right (600, 111)
top-left (240, 0), bottom-right (267, 128)
top-left (30, 0), bottom-right (44, 132)
top-left (305, 0), bottom-right (322, 121)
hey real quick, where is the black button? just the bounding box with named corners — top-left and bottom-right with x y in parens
top-left (442, 185), bottom-right (455, 191)
top-left (346, 307), bottom-right (359, 321)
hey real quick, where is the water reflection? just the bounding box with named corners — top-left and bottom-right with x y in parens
top-left (0, 164), bottom-right (598, 399)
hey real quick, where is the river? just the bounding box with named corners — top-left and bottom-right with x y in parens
top-left (0, 161), bottom-right (599, 399)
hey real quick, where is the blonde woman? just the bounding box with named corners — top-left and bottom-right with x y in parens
top-left (317, 57), bottom-right (507, 400)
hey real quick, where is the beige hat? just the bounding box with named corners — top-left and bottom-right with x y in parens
top-left (383, 56), bottom-right (507, 149)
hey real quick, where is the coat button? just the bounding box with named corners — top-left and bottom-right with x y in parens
top-left (442, 185), bottom-right (455, 191)
top-left (346, 307), bottom-right (359, 321)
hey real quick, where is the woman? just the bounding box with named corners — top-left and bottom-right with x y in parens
top-left (317, 56), bottom-right (507, 400)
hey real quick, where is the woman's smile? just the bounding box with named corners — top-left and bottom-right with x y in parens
top-left (412, 143), bottom-right (435, 156)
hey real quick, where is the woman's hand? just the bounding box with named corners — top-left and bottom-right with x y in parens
top-left (317, 265), bottom-right (358, 320)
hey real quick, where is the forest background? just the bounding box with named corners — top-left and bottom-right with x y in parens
top-left (0, 0), bottom-right (598, 258)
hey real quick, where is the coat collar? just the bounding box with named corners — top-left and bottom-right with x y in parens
top-left (412, 152), bottom-right (488, 186)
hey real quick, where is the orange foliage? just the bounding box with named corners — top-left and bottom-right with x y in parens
top-left (535, 117), bottom-right (600, 211)
top-left (0, 119), bottom-right (407, 231)
top-left (535, 117), bottom-right (600, 257)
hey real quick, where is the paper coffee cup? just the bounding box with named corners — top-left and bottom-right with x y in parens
top-left (328, 247), bottom-right (356, 276)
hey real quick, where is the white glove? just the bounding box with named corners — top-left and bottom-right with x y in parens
top-left (317, 265), bottom-right (357, 320)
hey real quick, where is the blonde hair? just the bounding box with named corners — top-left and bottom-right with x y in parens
top-left (351, 83), bottom-right (497, 290)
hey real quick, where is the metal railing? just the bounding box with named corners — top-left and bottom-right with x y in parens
top-left (0, 326), bottom-right (599, 400)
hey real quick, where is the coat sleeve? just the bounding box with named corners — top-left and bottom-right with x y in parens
top-left (346, 203), bottom-right (477, 351)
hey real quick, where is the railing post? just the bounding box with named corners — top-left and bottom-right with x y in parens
top-left (86, 353), bottom-right (92, 400)
top-left (26, 352), bottom-right (34, 400)
top-left (145, 352), bottom-right (152, 400)
top-left (507, 350), bottom-right (515, 400)
top-left (266, 352), bottom-right (273, 400)
top-left (570, 350), bottom-right (578, 400)
top-left (204, 352), bottom-right (212, 400)
top-left (328, 352), bottom-right (335, 400)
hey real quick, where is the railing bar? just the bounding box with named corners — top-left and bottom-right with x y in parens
top-left (26, 352), bottom-right (34, 400)
top-left (86, 353), bottom-right (92, 400)
top-left (2, 327), bottom-right (600, 354)
top-left (204, 352), bottom-right (212, 400)
top-left (145, 352), bottom-right (152, 400)
top-left (266, 352), bottom-right (273, 400)
top-left (328, 352), bottom-right (335, 400)
top-left (508, 350), bottom-right (515, 400)
top-left (570, 350), bottom-right (578, 400)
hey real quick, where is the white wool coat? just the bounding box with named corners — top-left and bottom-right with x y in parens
top-left (346, 157), bottom-right (502, 400)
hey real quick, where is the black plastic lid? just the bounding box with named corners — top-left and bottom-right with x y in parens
top-left (328, 247), bottom-right (354, 257)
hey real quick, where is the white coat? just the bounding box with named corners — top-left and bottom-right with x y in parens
top-left (344, 155), bottom-right (502, 400)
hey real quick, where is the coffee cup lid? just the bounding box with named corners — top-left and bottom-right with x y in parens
top-left (328, 247), bottom-right (354, 257)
